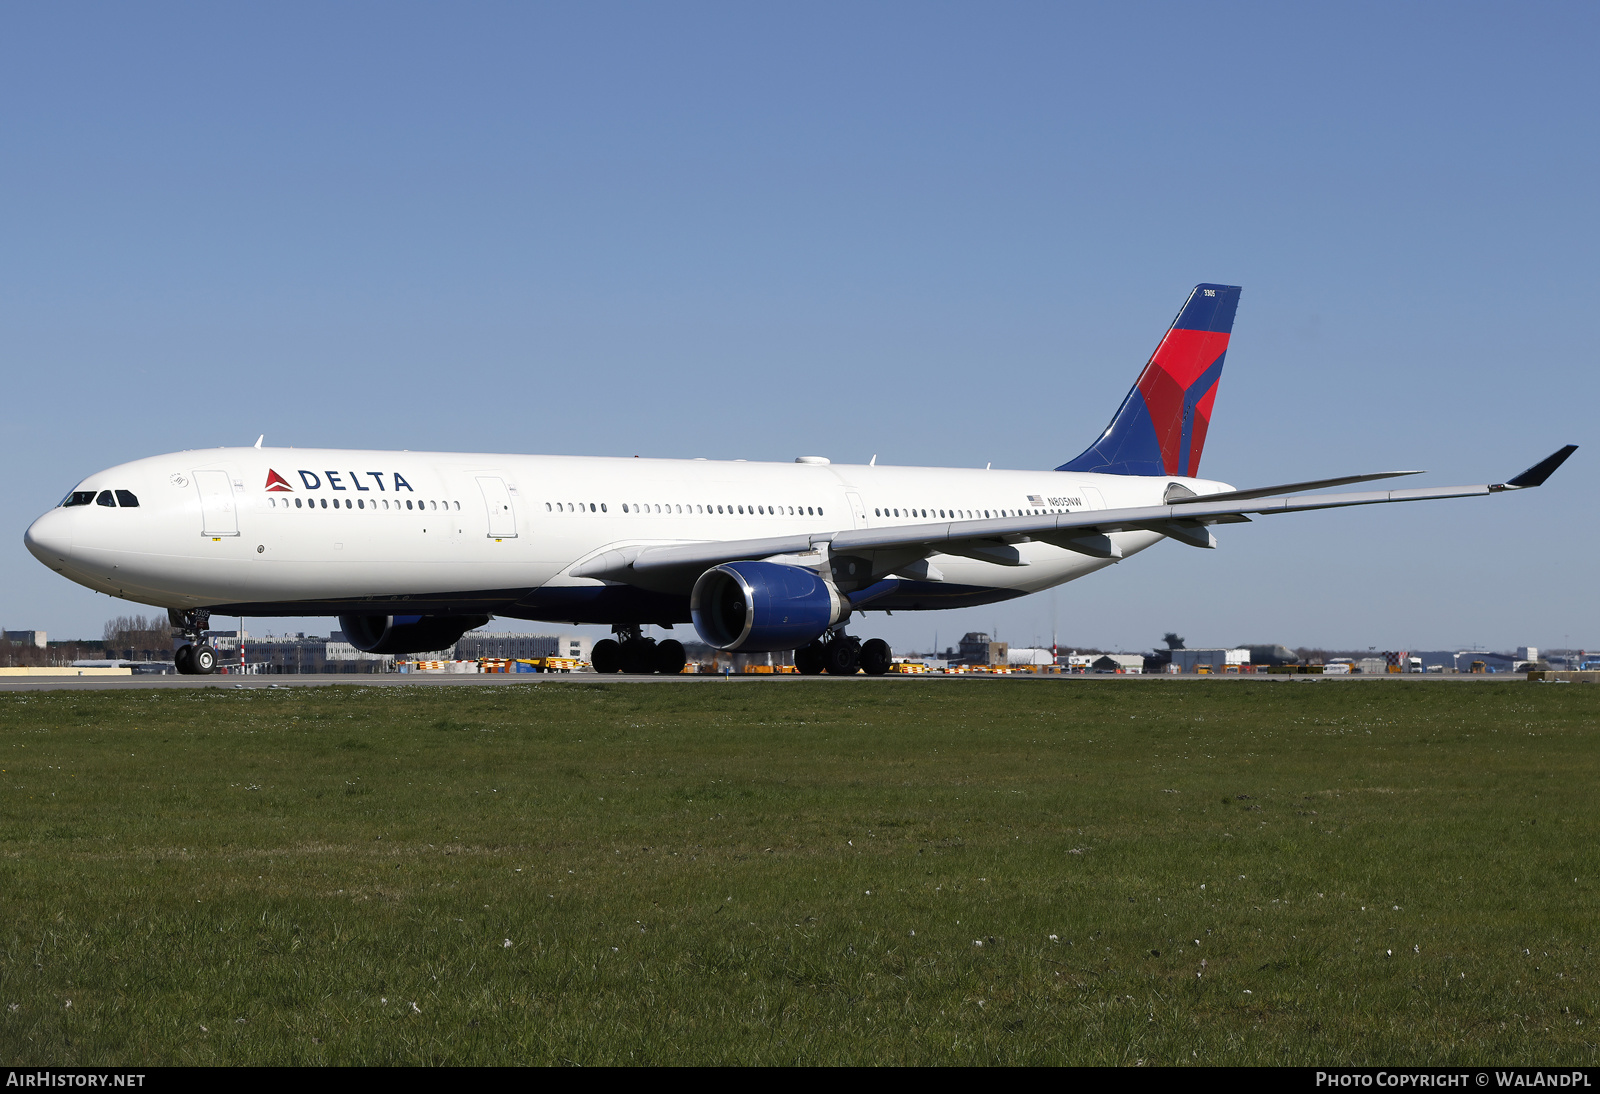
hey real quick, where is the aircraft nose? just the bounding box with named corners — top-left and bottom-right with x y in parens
top-left (24, 508), bottom-right (73, 567)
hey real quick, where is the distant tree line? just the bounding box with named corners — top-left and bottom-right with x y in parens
top-left (0, 613), bottom-right (176, 667)
top-left (101, 614), bottom-right (173, 662)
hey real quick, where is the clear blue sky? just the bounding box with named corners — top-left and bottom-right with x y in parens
top-left (4, 2), bottom-right (1594, 653)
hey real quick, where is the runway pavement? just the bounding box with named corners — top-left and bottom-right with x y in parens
top-left (0, 671), bottom-right (1533, 692)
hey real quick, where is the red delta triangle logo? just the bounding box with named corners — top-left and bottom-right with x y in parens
top-left (265, 469), bottom-right (293, 492)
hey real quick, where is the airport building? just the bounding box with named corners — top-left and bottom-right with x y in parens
top-left (238, 632), bottom-right (399, 674)
top-left (957, 632), bottom-right (1009, 666)
top-left (1168, 648), bottom-right (1250, 674)
top-left (181, 629), bottom-right (597, 673)
top-left (1091, 654), bottom-right (1145, 674)
top-left (454, 632), bottom-right (593, 661)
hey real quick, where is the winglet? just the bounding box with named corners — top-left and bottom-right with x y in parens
top-left (1497, 445), bottom-right (1577, 490)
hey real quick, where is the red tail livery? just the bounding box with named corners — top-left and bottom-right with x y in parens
top-left (1059, 284), bottom-right (1241, 477)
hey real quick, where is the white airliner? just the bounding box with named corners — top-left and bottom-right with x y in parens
top-left (24, 285), bottom-right (1574, 676)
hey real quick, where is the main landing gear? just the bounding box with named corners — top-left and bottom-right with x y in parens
top-left (169, 608), bottom-right (217, 675)
top-left (795, 633), bottom-right (892, 676)
top-left (591, 625), bottom-right (687, 675)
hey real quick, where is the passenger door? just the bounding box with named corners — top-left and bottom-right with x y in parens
top-left (476, 476), bottom-right (518, 539)
top-left (194, 470), bottom-right (239, 536)
top-left (845, 490), bottom-right (868, 528)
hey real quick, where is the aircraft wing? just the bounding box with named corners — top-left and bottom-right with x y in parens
top-left (569, 446), bottom-right (1576, 587)
top-left (1164, 469), bottom-right (1424, 505)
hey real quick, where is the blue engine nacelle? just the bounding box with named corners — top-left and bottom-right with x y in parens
top-left (338, 613), bottom-right (490, 655)
top-left (690, 561), bottom-right (845, 652)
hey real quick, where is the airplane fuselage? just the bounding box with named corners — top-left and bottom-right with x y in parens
top-left (25, 447), bottom-right (1225, 624)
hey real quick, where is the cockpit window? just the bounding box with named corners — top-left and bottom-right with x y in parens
top-left (114, 490), bottom-right (139, 507)
top-left (62, 491), bottom-right (96, 507)
top-left (96, 490), bottom-right (116, 507)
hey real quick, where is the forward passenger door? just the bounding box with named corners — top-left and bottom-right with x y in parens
top-left (194, 470), bottom-right (239, 537)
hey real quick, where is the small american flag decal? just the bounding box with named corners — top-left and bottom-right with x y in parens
top-left (1027, 495), bottom-right (1044, 506)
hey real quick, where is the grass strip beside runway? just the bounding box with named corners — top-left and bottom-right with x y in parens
top-left (1, 681), bottom-right (1595, 1064)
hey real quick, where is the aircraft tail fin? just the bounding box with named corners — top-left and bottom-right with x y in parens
top-left (1058, 284), bottom-right (1241, 477)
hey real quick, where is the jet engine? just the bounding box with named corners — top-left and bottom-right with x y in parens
top-left (690, 561), bottom-right (846, 652)
top-left (338, 613), bottom-right (490, 655)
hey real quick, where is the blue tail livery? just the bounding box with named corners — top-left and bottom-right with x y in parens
top-left (1059, 284), bottom-right (1241, 477)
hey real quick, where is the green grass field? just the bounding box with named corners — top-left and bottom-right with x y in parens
top-left (1, 679), bottom-right (1596, 1065)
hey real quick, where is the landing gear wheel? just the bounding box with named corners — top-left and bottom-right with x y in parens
top-left (823, 636), bottom-right (861, 676)
top-left (860, 638), bottom-right (892, 676)
top-left (654, 639), bottom-right (687, 675)
top-left (591, 639), bottom-right (622, 674)
top-left (794, 641), bottom-right (825, 675)
top-left (174, 645), bottom-right (194, 675)
top-left (620, 638), bottom-right (656, 674)
top-left (191, 643), bottom-right (217, 675)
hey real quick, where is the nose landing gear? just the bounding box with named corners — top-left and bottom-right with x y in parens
top-left (168, 608), bottom-right (217, 675)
